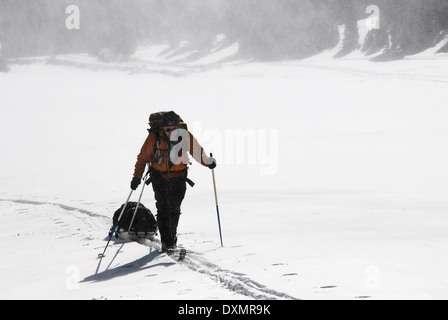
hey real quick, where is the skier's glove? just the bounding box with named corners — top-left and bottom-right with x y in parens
top-left (207, 157), bottom-right (217, 170)
top-left (130, 177), bottom-right (141, 190)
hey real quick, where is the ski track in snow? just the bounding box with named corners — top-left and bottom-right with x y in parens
top-left (1, 198), bottom-right (297, 300)
top-left (139, 239), bottom-right (298, 300)
top-left (183, 252), bottom-right (298, 300)
top-left (0, 198), bottom-right (109, 230)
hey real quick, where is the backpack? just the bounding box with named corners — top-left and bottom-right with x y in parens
top-left (148, 111), bottom-right (188, 133)
top-left (147, 111), bottom-right (195, 186)
top-left (111, 202), bottom-right (158, 239)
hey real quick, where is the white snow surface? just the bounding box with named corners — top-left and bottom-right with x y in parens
top-left (1, 45), bottom-right (448, 300)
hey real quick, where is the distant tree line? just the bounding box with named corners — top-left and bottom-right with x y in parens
top-left (0, 0), bottom-right (447, 61)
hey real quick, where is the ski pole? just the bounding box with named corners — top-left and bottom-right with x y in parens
top-left (97, 189), bottom-right (133, 259)
top-left (128, 172), bottom-right (150, 234)
top-left (210, 153), bottom-right (223, 247)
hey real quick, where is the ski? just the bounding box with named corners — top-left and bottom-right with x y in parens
top-left (105, 232), bottom-right (187, 262)
top-left (165, 247), bottom-right (187, 261)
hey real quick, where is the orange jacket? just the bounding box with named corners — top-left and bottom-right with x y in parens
top-left (133, 130), bottom-right (209, 180)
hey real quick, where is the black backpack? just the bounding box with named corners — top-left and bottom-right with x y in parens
top-left (148, 111), bottom-right (188, 133)
top-left (111, 202), bottom-right (157, 239)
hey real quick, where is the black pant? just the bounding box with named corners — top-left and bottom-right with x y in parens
top-left (151, 175), bottom-right (187, 248)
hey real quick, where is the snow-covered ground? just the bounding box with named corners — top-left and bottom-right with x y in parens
top-left (1, 43), bottom-right (448, 300)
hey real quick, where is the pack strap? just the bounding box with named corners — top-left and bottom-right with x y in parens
top-left (185, 178), bottom-right (195, 187)
top-left (147, 167), bottom-right (195, 187)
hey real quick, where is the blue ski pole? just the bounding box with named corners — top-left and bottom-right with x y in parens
top-left (210, 153), bottom-right (223, 247)
top-left (97, 189), bottom-right (133, 259)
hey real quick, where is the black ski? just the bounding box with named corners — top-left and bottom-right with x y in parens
top-left (166, 248), bottom-right (187, 261)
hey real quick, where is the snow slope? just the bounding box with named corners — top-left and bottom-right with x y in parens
top-left (1, 46), bottom-right (448, 300)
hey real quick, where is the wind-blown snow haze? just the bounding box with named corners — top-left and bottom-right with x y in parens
top-left (1, 1), bottom-right (448, 301)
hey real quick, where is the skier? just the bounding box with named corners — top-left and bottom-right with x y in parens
top-left (130, 111), bottom-right (216, 252)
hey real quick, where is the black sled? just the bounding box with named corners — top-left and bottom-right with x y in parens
top-left (110, 201), bottom-right (157, 241)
